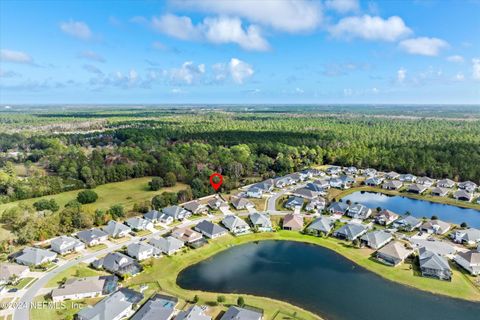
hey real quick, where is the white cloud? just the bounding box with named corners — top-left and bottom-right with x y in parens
top-left (213, 58), bottom-right (254, 84)
top-left (172, 0), bottom-right (322, 32)
top-left (78, 50), bottom-right (105, 62)
top-left (325, 0), bottom-right (359, 13)
top-left (0, 49), bottom-right (33, 64)
top-left (60, 20), bottom-right (92, 40)
top-left (446, 55), bottom-right (464, 63)
top-left (397, 68), bottom-right (406, 83)
top-left (473, 58), bottom-right (480, 80)
top-left (151, 14), bottom-right (269, 51)
top-left (453, 73), bottom-right (465, 81)
top-left (399, 37), bottom-right (448, 56)
top-left (170, 61), bottom-right (205, 84)
top-left (329, 15), bottom-right (411, 41)
top-left (83, 64), bottom-right (103, 75)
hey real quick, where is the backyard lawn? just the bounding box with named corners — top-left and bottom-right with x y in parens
top-left (45, 263), bottom-right (108, 288)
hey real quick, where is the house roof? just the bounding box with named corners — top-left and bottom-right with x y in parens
top-left (347, 204), bottom-right (371, 217)
top-left (144, 210), bottom-right (162, 221)
top-left (410, 239), bottom-right (456, 256)
top-left (51, 236), bottom-right (83, 250)
top-left (283, 213), bottom-right (304, 229)
top-left (335, 223), bottom-right (367, 239)
top-left (383, 180), bottom-right (403, 188)
top-left (126, 217), bottom-right (151, 230)
top-left (249, 212), bottom-right (272, 228)
top-left (328, 202), bottom-right (349, 213)
top-left (307, 217), bottom-right (333, 233)
top-left (305, 182), bottom-right (325, 192)
top-left (437, 179), bottom-right (455, 187)
top-left (104, 220), bottom-right (131, 237)
top-left (360, 230), bottom-right (392, 248)
top-left (195, 220), bottom-right (227, 236)
top-left (385, 171), bottom-right (400, 178)
top-left (220, 306), bottom-right (263, 320)
top-left (230, 196), bottom-right (253, 209)
top-left (162, 206), bottom-right (187, 218)
top-left (149, 236), bottom-right (184, 253)
top-left (127, 242), bottom-right (158, 257)
top-left (131, 294), bottom-right (178, 320)
top-left (77, 228), bottom-right (108, 242)
top-left (285, 196), bottom-right (304, 207)
top-left (421, 220), bottom-right (451, 233)
top-left (456, 228), bottom-right (480, 242)
top-left (454, 189), bottom-right (473, 200)
top-left (457, 250), bottom-right (480, 264)
top-left (419, 248), bottom-right (451, 272)
top-left (408, 183), bottom-right (427, 193)
top-left (292, 187), bottom-right (316, 198)
top-left (171, 227), bottom-right (202, 242)
top-left (98, 252), bottom-right (140, 275)
top-left (51, 276), bottom-right (114, 299)
top-left (77, 288), bottom-right (143, 320)
top-left (16, 247), bottom-right (57, 266)
top-left (376, 209), bottom-right (399, 220)
top-left (222, 215), bottom-right (249, 231)
top-left (0, 263), bottom-right (28, 282)
top-left (176, 305), bottom-right (212, 320)
top-left (377, 241), bottom-right (412, 260)
top-left (431, 187), bottom-right (449, 196)
top-left (417, 177), bottom-right (434, 185)
top-left (183, 201), bottom-right (203, 213)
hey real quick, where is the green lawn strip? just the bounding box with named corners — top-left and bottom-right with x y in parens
top-left (134, 229), bottom-right (151, 237)
top-left (30, 295), bottom-right (102, 320)
top-left (125, 233), bottom-right (322, 320)
top-left (0, 177), bottom-right (189, 214)
top-left (45, 263), bottom-right (108, 288)
top-left (86, 243), bottom-right (108, 253)
top-left (7, 277), bottom-right (35, 290)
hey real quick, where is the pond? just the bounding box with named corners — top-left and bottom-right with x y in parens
top-left (177, 241), bottom-right (480, 320)
top-left (342, 191), bottom-right (480, 227)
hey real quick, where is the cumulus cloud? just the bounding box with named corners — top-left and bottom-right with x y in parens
top-left (453, 73), bottom-right (465, 81)
top-left (0, 49), bottom-right (34, 64)
top-left (171, 0), bottom-right (322, 32)
top-left (446, 55), bottom-right (464, 63)
top-left (83, 64), bottom-right (104, 76)
top-left (170, 61), bottom-right (205, 84)
top-left (397, 68), bottom-right (406, 83)
top-left (399, 37), bottom-right (448, 56)
top-left (60, 20), bottom-right (92, 40)
top-left (213, 58), bottom-right (254, 84)
top-left (78, 50), bottom-right (105, 62)
top-left (325, 0), bottom-right (359, 13)
top-left (473, 58), bottom-right (480, 80)
top-left (329, 15), bottom-right (411, 41)
top-left (151, 14), bottom-right (269, 51)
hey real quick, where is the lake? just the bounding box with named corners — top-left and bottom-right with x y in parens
top-left (342, 191), bottom-right (480, 227)
top-left (177, 241), bottom-right (480, 320)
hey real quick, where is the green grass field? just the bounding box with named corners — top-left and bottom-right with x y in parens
top-left (45, 263), bottom-right (108, 288)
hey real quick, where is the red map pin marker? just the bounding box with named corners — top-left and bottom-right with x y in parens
top-left (209, 173), bottom-right (223, 191)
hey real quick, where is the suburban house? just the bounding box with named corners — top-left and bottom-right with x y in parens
top-left (176, 305), bottom-right (212, 320)
top-left (326, 165), bottom-right (341, 175)
top-left (282, 213), bottom-right (304, 231)
top-left (346, 204), bottom-right (372, 220)
top-left (344, 166), bottom-right (358, 175)
top-left (171, 227), bottom-right (203, 244)
top-left (454, 190), bottom-right (473, 202)
top-left (161, 206), bottom-right (190, 222)
top-left (144, 210), bottom-right (162, 224)
top-left (365, 177), bottom-right (383, 186)
top-left (453, 228), bottom-right (480, 245)
top-left (410, 239), bottom-right (456, 257)
top-left (250, 180), bottom-right (274, 193)
top-left (363, 168), bottom-right (377, 177)
top-left (382, 180), bottom-right (403, 190)
top-left (458, 181), bottom-right (478, 193)
top-left (437, 178), bottom-right (455, 188)
top-left (306, 216), bottom-right (334, 236)
top-left (328, 202), bottom-right (349, 215)
top-left (195, 220), bottom-right (228, 239)
top-left (418, 247), bottom-right (452, 281)
top-left (302, 168), bottom-right (322, 177)
top-left (183, 200), bottom-right (208, 215)
top-left (292, 187), bottom-right (318, 200)
top-left (220, 306), bottom-right (263, 320)
top-left (333, 223), bottom-right (368, 241)
top-left (374, 209), bottom-right (400, 226)
top-left (329, 176), bottom-right (354, 189)
top-left (431, 187), bottom-right (449, 197)
top-left (305, 182), bottom-right (326, 193)
top-left (208, 196), bottom-right (228, 210)
top-left (313, 179), bottom-right (330, 190)
top-left (0, 263), bottom-right (29, 285)
top-left (249, 212), bottom-right (273, 232)
top-left (385, 171), bottom-right (400, 180)
top-left (305, 197), bottom-right (326, 212)
top-left (284, 196), bottom-right (304, 210)
top-left (360, 230), bottom-right (393, 249)
top-left (399, 174), bottom-right (417, 183)
top-left (420, 220), bottom-right (451, 235)
top-left (285, 173), bottom-right (303, 183)
top-left (222, 215), bottom-right (251, 235)
top-left (230, 196), bottom-right (255, 210)
top-left (149, 236), bottom-right (184, 256)
top-left (77, 228), bottom-right (109, 247)
top-left (407, 183), bottom-right (427, 194)
top-left (103, 220), bottom-right (131, 238)
top-left (246, 186), bottom-right (263, 198)
top-left (76, 288), bottom-right (143, 320)
top-left (417, 177), bottom-right (435, 187)
top-left (15, 247), bottom-right (57, 267)
top-left (454, 250), bottom-right (480, 275)
top-left (125, 217), bottom-right (153, 231)
top-left (393, 215), bottom-right (422, 231)
top-left (51, 275), bottom-right (117, 302)
top-left (376, 241), bottom-right (413, 266)
top-left (127, 242), bottom-right (160, 261)
top-left (274, 176), bottom-right (294, 188)
top-left (131, 294), bottom-right (178, 320)
top-left (50, 236), bottom-right (85, 255)
top-left (92, 252), bottom-right (142, 277)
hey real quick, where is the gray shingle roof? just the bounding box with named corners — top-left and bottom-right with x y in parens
top-left (249, 212), bottom-right (272, 228)
top-left (77, 288), bottom-right (143, 320)
top-left (195, 220), bottom-right (228, 237)
top-left (220, 306), bottom-right (263, 320)
top-left (222, 215), bottom-right (249, 231)
top-left (307, 217), bottom-right (333, 234)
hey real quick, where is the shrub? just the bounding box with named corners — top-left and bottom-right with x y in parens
top-left (77, 190), bottom-right (98, 204)
top-left (149, 177), bottom-right (164, 191)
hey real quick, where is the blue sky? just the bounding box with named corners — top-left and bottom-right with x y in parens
top-left (0, 0), bottom-right (479, 104)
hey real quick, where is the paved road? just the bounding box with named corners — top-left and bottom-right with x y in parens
top-left (266, 183), bottom-right (306, 213)
top-left (12, 217), bottom-right (206, 320)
